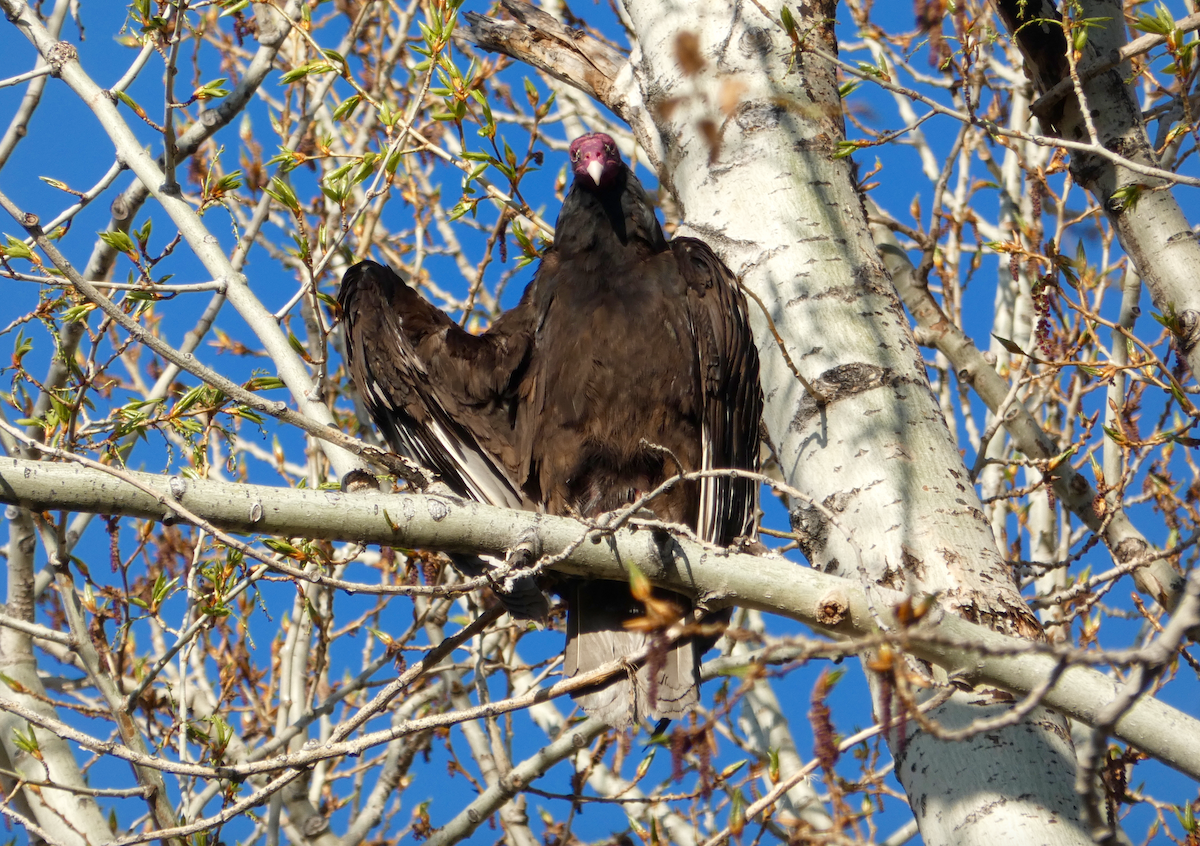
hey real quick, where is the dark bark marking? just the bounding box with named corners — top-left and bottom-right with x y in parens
top-left (880, 561), bottom-right (907, 590)
top-left (789, 500), bottom-right (828, 560)
top-left (789, 362), bottom-right (919, 432)
top-left (733, 101), bottom-right (786, 134)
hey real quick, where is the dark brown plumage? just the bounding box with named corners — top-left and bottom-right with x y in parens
top-left (338, 258), bottom-right (549, 620)
top-left (339, 133), bottom-right (762, 727)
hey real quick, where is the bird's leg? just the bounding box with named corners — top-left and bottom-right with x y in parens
top-left (386, 480), bottom-right (549, 621)
top-left (503, 527), bottom-right (543, 582)
top-left (457, 528), bottom-right (548, 623)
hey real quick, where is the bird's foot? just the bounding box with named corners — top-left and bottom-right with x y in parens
top-left (503, 528), bottom-right (543, 583)
top-left (469, 529), bottom-right (548, 623)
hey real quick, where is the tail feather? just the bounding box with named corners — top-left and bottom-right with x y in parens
top-left (563, 581), bottom-right (699, 728)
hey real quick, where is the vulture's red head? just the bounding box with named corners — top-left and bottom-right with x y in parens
top-left (569, 133), bottom-right (622, 190)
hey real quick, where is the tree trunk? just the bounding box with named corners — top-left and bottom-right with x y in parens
top-left (620, 1), bottom-right (1089, 842)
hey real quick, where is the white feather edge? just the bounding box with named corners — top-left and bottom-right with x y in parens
top-left (427, 416), bottom-right (525, 510)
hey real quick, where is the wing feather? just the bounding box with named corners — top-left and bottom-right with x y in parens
top-left (338, 260), bottom-right (531, 509)
top-left (339, 260), bottom-right (549, 620)
top-left (671, 238), bottom-right (762, 546)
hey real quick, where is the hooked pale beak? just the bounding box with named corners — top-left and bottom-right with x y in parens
top-left (586, 159), bottom-right (604, 186)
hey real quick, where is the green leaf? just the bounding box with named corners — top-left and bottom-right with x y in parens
top-left (39, 176), bottom-right (72, 192)
top-left (99, 230), bottom-right (137, 254)
top-left (286, 330), bottom-right (310, 359)
top-left (262, 537), bottom-right (298, 556)
top-left (172, 385), bottom-right (206, 415)
top-left (12, 726), bottom-right (40, 756)
top-left (720, 760), bottom-right (747, 780)
top-left (264, 177), bottom-right (300, 213)
top-left (280, 61), bottom-right (334, 84)
top-left (1134, 3), bottom-right (1175, 35)
top-left (351, 155), bottom-right (377, 185)
top-left (991, 334), bottom-right (1025, 355)
top-left (114, 89), bottom-right (149, 120)
top-left (1108, 183), bottom-right (1143, 211)
top-left (193, 78), bottom-right (230, 101)
top-left (386, 146), bottom-right (404, 174)
top-left (151, 574), bottom-right (178, 610)
top-left (12, 331), bottom-right (32, 365)
top-left (135, 217), bottom-right (153, 246)
top-left (219, 0), bottom-right (251, 15)
top-left (244, 376), bottom-right (286, 392)
top-left (780, 5), bottom-right (797, 39)
top-left (1175, 801), bottom-right (1198, 833)
top-left (1073, 25), bottom-right (1089, 53)
top-left (833, 140), bottom-right (859, 159)
top-left (290, 233), bottom-right (311, 263)
top-left (2, 235), bottom-right (34, 261)
top-left (729, 789), bottom-right (745, 837)
top-left (320, 177), bottom-right (349, 204)
top-left (626, 559), bottom-right (650, 602)
top-left (332, 94), bottom-right (361, 121)
top-left (214, 171), bottom-right (243, 194)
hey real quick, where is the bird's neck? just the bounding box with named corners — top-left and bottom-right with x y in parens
top-left (554, 171), bottom-right (667, 257)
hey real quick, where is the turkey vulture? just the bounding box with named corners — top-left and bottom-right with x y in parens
top-left (339, 132), bottom-right (762, 727)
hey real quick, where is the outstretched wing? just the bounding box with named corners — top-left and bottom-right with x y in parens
top-left (339, 260), bottom-right (548, 619)
top-left (338, 260), bottom-right (532, 509)
top-left (672, 238), bottom-right (762, 546)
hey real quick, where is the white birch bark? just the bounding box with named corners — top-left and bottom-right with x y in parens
top-left (618, 2), bottom-right (1089, 842)
top-left (1, 504), bottom-right (113, 845)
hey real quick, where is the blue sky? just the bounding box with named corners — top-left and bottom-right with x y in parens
top-left (2, 1), bottom-right (1199, 843)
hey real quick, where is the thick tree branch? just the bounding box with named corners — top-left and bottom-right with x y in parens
top-left (456, 0), bottom-right (663, 167)
top-left (2, 455), bottom-right (1199, 784)
top-left (869, 207), bottom-right (1185, 613)
top-left (458, 0), bottom-right (624, 111)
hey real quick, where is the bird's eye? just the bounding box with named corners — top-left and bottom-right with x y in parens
top-left (605, 145), bottom-right (614, 154)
